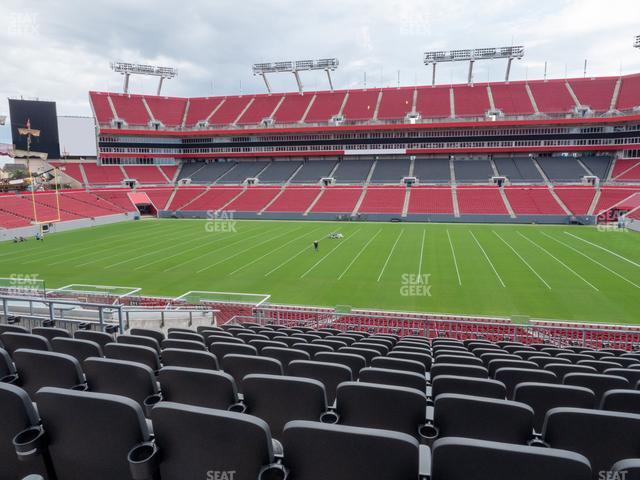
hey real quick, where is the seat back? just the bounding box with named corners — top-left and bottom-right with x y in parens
top-left (315, 352), bottom-right (366, 379)
top-left (117, 334), bottom-right (161, 353)
top-left (129, 328), bottom-right (165, 344)
top-left (150, 402), bottom-right (275, 480)
top-left (431, 363), bottom-right (488, 379)
top-left (0, 332), bottom-right (50, 355)
top-left (31, 327), bottom-right (71, 342)
top-left (51, 337), bottom-right (102, 363)
top-left (161, 339), bottom-right (207, 351)
top-left (543, 408), bottom-right (640, 480)
top-left (494, 368), bottom-right (557, 398)
top-left (434, 393), bottom-right (534, 444)
top-left (431, 375), bottom-right (506, 400)
top-left (359, 367), bottom-right (427, 393)
top-left (13, 349), bottom-right (84, 397)
top-left (431, 436), bottom-right (591, 480)
top-left (513, 382), bottom-right (595, 433)
top-left (36, 387), bottom-right (151, 480)
top-left (84, 357), bottom-right (158, 408)
top-left (0, 383), bottom-right (47, 480)
top-left (158, 366), bottom-right (238, 410)
top-left (288, 360), bottom-right (351, 405)
top-left (261, 347), bottom-right (310, 373)
top-left (161, 348), bottom-right (219, 370)
top-left (74, 330), bottom-right (114, 349)
top-left (103, 343), bottom-right (161, 371)
top-left (282, 421), bottom-right (419, 480)
top-left (223, 354), bottom-right (283, 392)
top-left (336, 382), bottom-right (427, 439)
top-left (563, 373), bottom-right (629, 405)
top-left (371, 356), bottom-right (425, 375)
top-left (600, 389), bottom-right (640, 414)
top-left (243, 374), bottom-right (327, 438)
top-left (209, 342), bottom-right (257, 362)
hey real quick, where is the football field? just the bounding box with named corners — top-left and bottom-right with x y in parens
top-left (0, 219), bottom-right (638, 324)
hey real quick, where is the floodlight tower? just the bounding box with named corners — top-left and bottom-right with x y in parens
top-left (110, 62), bottom-right (178, 95)
top-left (423, 46), bottom-right (524, 85)
top-left (252, 58), bottom-right (339, 93)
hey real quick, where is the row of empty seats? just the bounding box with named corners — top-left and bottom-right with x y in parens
top-left (51, 162), bottom-right (178, 186)
top-left (89, 74), bottom-right (640, 127)
top-left (3, 320), bottom-right (640, 479)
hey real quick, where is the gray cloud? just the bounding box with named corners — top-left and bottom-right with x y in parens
top-left (0, 0), bottom-right (639, 144)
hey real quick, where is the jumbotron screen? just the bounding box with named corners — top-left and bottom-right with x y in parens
top-left (9, 98), bottom-right (61, 159)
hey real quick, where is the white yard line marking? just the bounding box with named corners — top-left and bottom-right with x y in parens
top-left (446, 229), bottom-right (462, 286)
top-left (564, 232), bottom-right (640, 269)
top-left (417, 229), bottom-right (426, 277)
top-left (470, 231), bottom-right (506, 288)
top-left (197, 228), bottom-right (296, 274)
top-left (493, 231), bottom-right (551, 289)
top-left (229, 227), bottom-right (320, 276)
top-left (377, 229), bottom-right (404, 282)
top-left (338, 229), bottom-right (382, 280)
top-left (542, 232), bottom-right (640, 289)
top-left (29, 223), bottom-right (168, 265)
top-left (300, 229), bottom-right (361, 279)
top-left (163, 226), bottom-right (266, 272)
top-left (66, 228), bottom-right (195, 267)
top-left (4, 221), bottom-right (165, 261)
top-left (518, 232), bottom-right (599, 291)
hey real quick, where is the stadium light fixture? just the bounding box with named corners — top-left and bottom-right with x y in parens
top-left (423, 46), bottom-right (524, 85)
top-left (252, 58), bottom-right (339, 93)
top-left (110, 62), bottom-right (178, 95)
top-left (635, 35), bottom-right (640, 48)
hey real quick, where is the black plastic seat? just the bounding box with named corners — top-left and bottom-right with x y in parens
top-left (387, 350), bottom-right (432, 370)
top-left (0, 347), bottom-right (17, 382)
top-left (84, 357), bottom-right (158, 409)
top-left (243, 374), bottom-right (328, 438)
top-left (431, 363), bottom-right (488, 379)
top-left (34, 387), bottom-right (152, 480)
top-left (161, 348), bottom-right (219, 370)
top-left (209, 342), bottom-right (257, 361)
top-left (542, 407), bottom-right (640, 480)
top-left (103, 343), bottom-right (161, 371)
top-left (0, 383), bottom-right (48, 480)
top-left (0, 332), bottom-right (51, 355)
top-left (222, 354), bottom-right (283, 392)
top-left (261, 347), bottom-right (310, 373)
top-left (487, 359), bottom-right (538, 378)
top-left (148, 402), bottom-right (280, 480)
top-left (359, 367), bottom-right (427, 393)
top-left (563, 373), bottom-right (629, 405)
top-left (161, 338), bottom-right (207, 351)
top-left (431, 375), bottom-right (506, 400)
top-left (494, 368), bottom-right (557, 398)
top-left (335, 382), bottom-right (428, 439)
top-left (74, 330), bottom-right (114, 349)
top-left (371, 356), bottom-right (426, 376)
top-left (600, 389), bottom-right (640, 414)
top-left (117, 334), bottom-right (161, 353)
top-left (288, 360), bottom-right (352, 405)
top-left (545, 363), bottom-right (597, 380)
top-left (513, 382), bottom-right (595, 433)
top-left (282, 421), bottom-right (422, 480)
top-left (129, 328), bottom-right (165, 344)
top-left (31, 327), bottom-right (71, 342)
top-left (13, 349), bottom-right (85, 397)
top-left (433, 393), bottom-right (534, 444)
top-left (431, 436), bottom-right (591, 480)
top-left (51, 337), bottom-right (102, 363)
top-left (315, 351), bottom-right (366, 379)
top-left (158, 366), bottom-right (240, 410)
top-left (167, 331), bottom-right (204, 343)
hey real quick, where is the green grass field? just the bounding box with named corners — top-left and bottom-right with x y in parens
top-left (0, 219), bottom-right (638, 324)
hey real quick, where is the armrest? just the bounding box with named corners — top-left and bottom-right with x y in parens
top-left (419, 444), bottom-right (431, 480)
top-left (418, 422), bottom-right (439, 447)
top-left (143, 393), bottom-right (163, 417)
top-left (258, 462), bottom-right (288, 480)
top-left (227, 401), bottom-right (246, 413)
top-left (128, 441), bottom-right (159, 480)
top-left (1, 373), bottom-right (19, 384)
top-left (71, 383), bottom-right (88, 391)
top-left (527, 438), bottom-right (549, 448)
top-left (13, 426), bottom-right (47, 462)
top-left (319, 410), bottom-right (339, 424)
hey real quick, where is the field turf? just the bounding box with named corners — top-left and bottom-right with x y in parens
top-left (0, 219), bottom-right (638, 324)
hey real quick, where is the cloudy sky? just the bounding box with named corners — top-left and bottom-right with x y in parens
top-left (1, 0), bottom-right (640, 144)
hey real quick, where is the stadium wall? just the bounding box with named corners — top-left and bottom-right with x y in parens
top-left (0, 213), bottom-right (136, 242)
